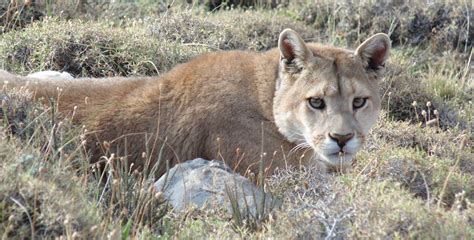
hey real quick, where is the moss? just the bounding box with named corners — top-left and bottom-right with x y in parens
top-left (380, 49), bottom-right (469, 129)
top-left (346, 180), bottom-right (473, 239)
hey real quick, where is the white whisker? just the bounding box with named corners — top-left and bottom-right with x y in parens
top-left (288, 141), bottom-right (311, 158)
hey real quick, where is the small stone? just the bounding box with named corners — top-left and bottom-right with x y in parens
top-left (154, 158), bottom-right (281, 216)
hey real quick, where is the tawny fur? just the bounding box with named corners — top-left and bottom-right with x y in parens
top-left (1, 29), bottom-right (390, 177)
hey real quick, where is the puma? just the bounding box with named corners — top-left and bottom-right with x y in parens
top-left (1, 29), bottom-right (390, 177)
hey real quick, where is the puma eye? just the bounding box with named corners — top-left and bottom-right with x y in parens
top-left (308, 97), bottom-right (325, 110)
top-left (353, 97), bottom-right (367, 109)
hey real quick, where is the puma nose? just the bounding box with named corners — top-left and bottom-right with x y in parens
top-left (328, 133), bottom-right (354, 148)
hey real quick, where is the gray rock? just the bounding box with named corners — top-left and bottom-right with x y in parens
top-left (154, 158), bottom-right (280, 217)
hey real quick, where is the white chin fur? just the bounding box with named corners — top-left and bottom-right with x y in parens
top-left (311, 137), bottom-right (361, 167)
top-left (318, 152), bottom-right (353, 167)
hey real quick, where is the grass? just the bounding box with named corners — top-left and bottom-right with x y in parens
top-left (0, 0), bottom-right (473, 238)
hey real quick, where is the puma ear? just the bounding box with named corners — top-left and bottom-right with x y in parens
top-left (355, 33), bottom-right (391, 72)
top-left (278, 28), bottom-right (313, 71)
